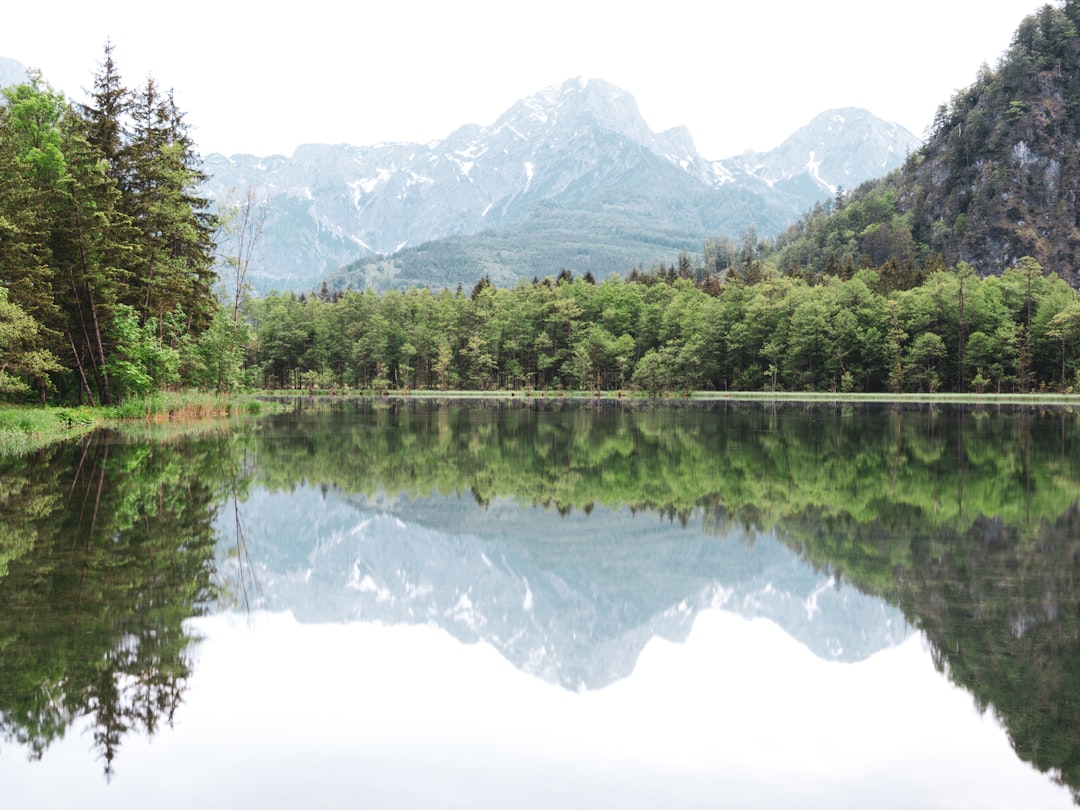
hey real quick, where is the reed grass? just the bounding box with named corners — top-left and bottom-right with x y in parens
top-left (104, 390), bottom-right (268, 421)
top-left (0, 391), bottom-right (276, 456)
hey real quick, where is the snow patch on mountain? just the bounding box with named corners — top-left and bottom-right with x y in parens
top-left (202, 83), bottom-right (921, 292)
top-left (805, 151), bottom-right (835, 194)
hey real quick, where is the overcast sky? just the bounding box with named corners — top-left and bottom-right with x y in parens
top-left (2, 0), bottom-right (1051, 160)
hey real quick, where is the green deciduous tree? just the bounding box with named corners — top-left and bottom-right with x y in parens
top-left (105, 304), bottom-right (179, 399)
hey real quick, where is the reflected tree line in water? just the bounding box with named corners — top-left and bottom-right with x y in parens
top-left (1, 401), bottom-right (1079, 797)
top-left (0, 432), bottom-right (223, 778)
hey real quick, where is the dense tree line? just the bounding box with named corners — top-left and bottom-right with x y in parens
top-left (7, 28), bottom-right (1080, 403)
top-left (0, 44), bottom-right (216, 405)
top-left (244, 258), bottom-right (1080, 395)
top-left (248, 0), bottom-right (1072, 398)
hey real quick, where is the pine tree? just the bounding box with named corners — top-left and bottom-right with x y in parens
top-left (51, 108), bottom-right (132, 404)
top-left (0, 50), bottom-right (221, 404)
top-left (78, 40), bottom-right (128, 171)
top-left (122, 78), bottom-right (216, 334)
top-left (0, 74), bottom-right (121, 403)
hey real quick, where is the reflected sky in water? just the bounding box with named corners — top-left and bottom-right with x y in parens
top-left (4, 404), bottom-right (1079, 808)
top-left (4, 608), bottom-right (1069, 809)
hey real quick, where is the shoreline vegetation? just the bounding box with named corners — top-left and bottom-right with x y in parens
top-left (5, 54), bottom-right (1080, 416)
top-left (255, 388), bottom-right (1080, 406)
top-left (3, 388), bottom-right (1078, 457)
top-left (0, 391), bottom-right (267, 455)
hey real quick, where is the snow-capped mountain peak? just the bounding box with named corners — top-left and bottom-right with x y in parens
top-left (199, 80), bottom-right (920, 292)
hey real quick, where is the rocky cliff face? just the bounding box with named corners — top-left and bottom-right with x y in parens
top-left (777, 3), bottom-right (1080, 284)
top-left (900, 3), bottom-right (1080, 281)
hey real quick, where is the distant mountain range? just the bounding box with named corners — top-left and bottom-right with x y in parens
top-left (201, 79), bottom-right (919, 292)
top-left (218, 485), bottom-right (911, 691)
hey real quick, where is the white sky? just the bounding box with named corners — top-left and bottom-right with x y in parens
top-left (2, 0), bottom-right (1052, 160)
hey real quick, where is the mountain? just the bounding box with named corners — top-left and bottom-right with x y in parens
top-left (0, 57), bottom-right (28, 88)
top-left (218, 485), bottom-right (911, 691)
top-left (775, 1), bottom-right (1080, 285)
top-left (720, 107), bottom-right (918, 198)
top-left (903, 2), bottom-right (1080, 280)
top-left (202, 78), bottom-right (919, 293)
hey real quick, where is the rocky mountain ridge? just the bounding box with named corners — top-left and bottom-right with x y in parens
top-left (773, 1), bottom-right (1080, 285)
top-left (724, 107), bottom-right (918, 196)
top-left (202, 78), bottom-right (919, 291)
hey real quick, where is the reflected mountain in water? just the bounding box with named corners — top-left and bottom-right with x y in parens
top-left (219, 484), bottom-right (910, 690)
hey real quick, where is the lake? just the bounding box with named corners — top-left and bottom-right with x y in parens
top-left (1, 400), bottom-right (1078, 808)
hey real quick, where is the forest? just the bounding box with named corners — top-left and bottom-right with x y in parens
top-left (244, 259), bottom-right (1080, 396)
top-left (0, 44), bottom-right (217, 406)
top-left (5, 31), bottom-right (1080, 404)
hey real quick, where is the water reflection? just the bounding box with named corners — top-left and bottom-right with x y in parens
top-left (220, 485), bottom-right (910, 690)
top-left (0, 431), bottom-right (219, 778)
top-left (4, 611), bottom-right (1068, 809)
top-left (1, 401), bottom-right (1079, 807)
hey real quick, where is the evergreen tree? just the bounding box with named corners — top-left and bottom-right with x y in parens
top-left (0, 49), bottom-right (219, 404)
top-left (0, 97), bottom-right (61, 395)
top-left (122, 78), bottom-right (216, 333)
top-left (78, 40), bottom-right (128, 170)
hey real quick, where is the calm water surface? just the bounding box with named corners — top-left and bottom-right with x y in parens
top-left (1, 401), bottom-right (1078, 808)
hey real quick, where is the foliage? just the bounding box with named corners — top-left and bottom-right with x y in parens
top-left (0, 45), bottom-right (216, 405)
top-left (105, 304), bottom-right (180, 399)
top-left (242, 260), bottom-right (1080, 395)
top-left (0, 287), bottom-right (63, 397)
top-left (774, 1), bottom-right (1080, 285)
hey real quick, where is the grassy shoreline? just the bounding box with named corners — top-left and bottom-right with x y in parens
top-left (0, 406), bottom-right (98, 455)
top-left (0, 391), bottom-right (269, 456)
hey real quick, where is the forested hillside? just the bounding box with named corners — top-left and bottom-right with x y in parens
top-left (243, 2), bottom-right (1080, 397)
top-left (774, 0), bottom-right (1080, 286)
top-left (0, 46), bottom-right (218, 405)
